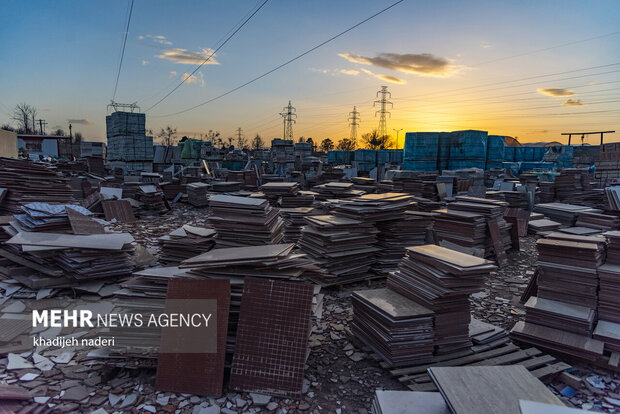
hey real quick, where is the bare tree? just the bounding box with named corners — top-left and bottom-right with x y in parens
top-left (1, 124), bottom-right (15, 132)
top-left (11, 103), bottom-right (37, 133)
top-left (53, 128), bottom-right (66, 136)
top-left (158, 126), bottom-right (178, 146)
top-left (252, 134), bottom-right (264, 151)
top-left (361, 130), bottom-right (393, 150)
top-left (237, 135), bottom-right (248, 149)
top-left (336, 137), bottom-right (356, 151)
top-left (74, 132), bottom-right (83, 143)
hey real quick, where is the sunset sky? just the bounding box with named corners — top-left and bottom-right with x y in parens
top-left (1, 0), bottom-right (619, 147)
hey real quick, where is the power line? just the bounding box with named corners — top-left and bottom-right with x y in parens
top-left (144, 0), bottom-right (270, 112)
top-left (112, 0), bottom-right (135, 102)
top-left (152, 0), bottom-right (405, 118)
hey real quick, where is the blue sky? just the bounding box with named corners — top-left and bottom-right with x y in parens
top-left (1, 0), bottom-right (619, 145)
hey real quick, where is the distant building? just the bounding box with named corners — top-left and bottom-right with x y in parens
top-left (17, 134), bottom-right (72, 159)
top-left (79, 141), bottom-right (106, 158)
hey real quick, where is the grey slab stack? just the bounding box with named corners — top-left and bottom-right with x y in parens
top-left (106, 111), bottom-right (153, 173)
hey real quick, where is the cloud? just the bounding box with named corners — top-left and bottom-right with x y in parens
top-left (156, 48), bottom-right (219, 65)
top-left (338, 52), bottom-right (467, 77)
top-left (309, 68), bottom-right (330, 74)
top-left (68, 119), bottom-right (94, 125)
top-left (181, 72), bottom-right (205, 87)
top-left (340, 69), bottom-right (359, 76)
top-left (140, 34), bottom-right (172, 46)
top-left (537, 88), bottom-right (575, 97)
top-left (142, 60), bottom-right (150, 65)
top-left (360, 68), bottom-right (405, 84)
top-left (481, 42), bottom-right (492, 49)
top-left (169, 71), bottom-right (177, 77)
top-left (562, 98), bottom-right (585, 106)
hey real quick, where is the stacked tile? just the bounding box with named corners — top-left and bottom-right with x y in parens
top-left (4, 231), bottom-right (134, 285)
top-left (311, 182), bottom-right (364, 200)
top-left (538, 181), bottom-right (555, 203)
top-left (352, 288), bottom-right (434, 367)
top-left (13, 203), bottom-right (94, 232)
top-left (0, 158), bottom-right (73, 214)
top-left (351, 177), bottom-right (377, 193)
top-left (533, 202), bottom-right (601, 226)
top-left (208, 194), bottom-right (284, 247)
top-left (374, 211), bottom-right (434, 273)
top-left (576, 211), bottom-right (620, 231)
top-left (212, 181), bottom-right (242, 192)
top-left (260, 182), bottom-right (300, 206)
top-left (329, 193), bottom-right (413, 273)
top-left (391, 171), bottom-right (438, 200)
top-left (388, 245), bottom-right (495, 354)
top-left (298, 215), bottom-right (379, 285)
top-left (136, 184), bottom-right (167, 213)
top-left (279, 190), bottom-right (316, 208)
top-left (536, 237), bottom-right (604, 310)
top-left (280, 207), bottom-right (318, 244)
top-left (186, 182), bottom-right (210, 207)
top-left (434, 197), bottom-right (512, 258)
top-left (555, 168), bottom-right (593, 203)
top-left (158, 225), bottom-right (216, 263)
top-left (598, 231), bottom-right (620, 324)
top-left (523, 296), bottom-right (595, 335)
top-left (527, 219), bottom-right (562, 235)
top-left (179, 244), bottom-right (324, 355)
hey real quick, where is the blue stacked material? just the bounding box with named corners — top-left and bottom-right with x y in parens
top-left (520, 162), bottom-right (554, 173)
top-left (377, 149), bottom-right (403, 164)
top-left (438, 132), bottom-right (452, 171)
top-left (222, 161), bottom-right (244, 171)
top-left (504, 146), bottom-right (516, 162)
top-left (354, 149), bottom-right (377, 163)
top-left (403, 132), bottom-right (439, 161)
top-left (486, 135), bottom-right (505, 164)
top-left (544, 146), bottom-right (574, 168)
top-left (502, 162), bottom-right (521, 176)
top-left (533, 147), bottom-right (546, 161)
top-left (447, 130), bottom-right (487, 169)
top-left (486, 162), bottom-right (504, 169)
top-left (327, 150), bottom-right (353, 164)
top-left (403, 160), bottom-right (436, 171)
top-left (514, 147), bottom-right (525, 162)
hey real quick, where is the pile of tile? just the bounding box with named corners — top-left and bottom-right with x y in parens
top-left (533, 202), bottom-right (600, 226)
top-left (388, 245), bottom-right (495, 354)
top-left (597, 231), bottom-right (620, 324)
top-left (186, 182), bottom-right (210, 207)
top-left (575, 211), bottom-right (620, 230)
top-left (280, 207), bottom-right (318, 244)
top-left (527, 219), bottom-right (561, 235)
top-left (298, 215), bottom-right (379, 285)
top-left (433, 197), bottom-right (511, 259)
top-left (535, 236), bottom-right (604, 309)
top-left (208, 194), bottom-right (284, 247)
top-left (311, 182), bottom-right (363, 200)
top-left (391, 172), bottom-right (438, 200)
top-left (158, 225), bottom-right (216, 263)
top-left (211, 181), bottom-right (242, 192)
top-left (352, 288), bottom-right (434, 367)
top-left (351, 177), bottom-right (377, 193)
top-left (135, 185), bottom-right (168, 214)
top-left (555, 168), bottom-right (593, 203)
top-left (279, 190), bottom-right (315, 208)
top-left (13, 203), bottom-right (94, 232)
top-left (0, 158), bottom-right (73, 214)
top-left (3, 231), bottom-right (134, 288)
top-left (538, 181), bottom-right (555, 203)
top-left (523, 296), bottom-right (595, 335)
top-left (374, 211), bottom-right (434, 273)
top-left (260, 182), bottom-right (300, 205)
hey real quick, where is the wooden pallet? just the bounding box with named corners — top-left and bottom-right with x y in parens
top-left (348, 322), bottom-right (571, 392)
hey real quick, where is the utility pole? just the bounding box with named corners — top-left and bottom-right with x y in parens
top-left (348, 106), bottom-right (360, 142)
top-left (374, 86), bottom-right (392, 139)
top-left (37, 119), bottom-right (48, 135)
top-left (69, 124), bottom-right (72, 139)
top-left (280, 101), bottom-right (296, 141)
top-left (392, 128), bottom-right (403, 149)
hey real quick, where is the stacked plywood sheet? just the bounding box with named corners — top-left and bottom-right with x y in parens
top-left (0, 158), bottom-right (73, 214)
top-left (279, 190), bottom-right (316, 208)
top-left (158, 225), bottom-right (216, 264)
top-left (524, 296), bottom-right (595, 336)
top-left (388, 245), bottom-right (495, 355)
top-left (536, 237), bottom-right (604, 309)
top-left (260, 182), bottom-right (299, 205)
top-left (208, 194), bottom-right (284, 247)
top-left (311, 182), bottom-right (363, 200)
top-left (186, 182), bottom-right (210, 207)
top-left (598, 231), bottom-right (620, 324)
top-left (352, 288), bottom-right (434, 367)
top-left (575, 211), bottom-right (620, 230)
top-left (533, 203), bottom-right (600, 226)
top-left (279, 207), bottom-right (318, 244)
top-left (298, 215), bottom-right (379, 285)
